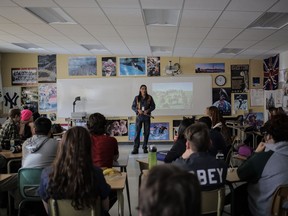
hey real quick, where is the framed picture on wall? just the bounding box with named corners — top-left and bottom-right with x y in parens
top-left (119, 57), bottom-right (146, 76)
top-left (11, 68), bottom-right (37, 85)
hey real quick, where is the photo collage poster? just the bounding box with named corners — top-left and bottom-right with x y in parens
top-left (21, 86), bottom-right (38, 112)
top-left (11, 68), bottom-right (37, 85)
top-left (147, 57), bottom-right (160, 76)
top-left (38, 54), bottom-right (57, 83)
top-left (106, 119), bottom-right (128, 136)
top-left (38, 83), bottom-right (57, 112)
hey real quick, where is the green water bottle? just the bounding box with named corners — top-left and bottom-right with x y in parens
top-left (148, 145), bottom-right (157, 169)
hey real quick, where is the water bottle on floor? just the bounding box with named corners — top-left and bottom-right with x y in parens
top-left (148, 145), bottom-right (157, 169)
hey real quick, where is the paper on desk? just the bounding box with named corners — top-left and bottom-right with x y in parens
top-left (226, 168), bottom-right (240, 182)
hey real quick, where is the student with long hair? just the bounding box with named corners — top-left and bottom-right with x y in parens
top-left (39, 126), bottom-right (111, 215)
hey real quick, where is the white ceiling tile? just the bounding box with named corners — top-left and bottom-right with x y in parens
top-left (84, 25), bottom-right (119, 38)
top-left (184, 0), bottom-right (230, 10)
top-left (239, 49), bottom-right (266, 55)
top-left (173, 48), bottom-right (196, 57)
top-left (235, 29), bottom-right (276, 41)
top-left (0, 0), bottom-right (17, 6)
top-left (177, 27), bottom-right (210, 39)
top-left (140, 0), bottom-right (183, 9)
top-left (147, 26), bottom-right (177, 38)
top-left (97, 0), bottom-right (140, 9)
top-left (55, 0), bottom-right (99, 8)
top-left (0, 34), bottom-right (26, 43)
top-left (103, 8), bottom-right (144, 26)
top-left (215, 11), bottom-right (262, 28)
top-left (206, 28), bottom-right (243, 40)
top-left (17, 35), bottom-right (51, 43)
top-left (195, 47), bottom-right (221, 54)
top-left (64, 8), bottom-right (110, 25)
top-left (200, 39), bottom-right (230, 48)
top-left (180, 10), bottom-right (221, 28)
top-left (129, 46), bottom-right (151, 56)
top-left (264, 30), bottom-right (288, 42)
top-left (0, 23), bottom-right (36, 35)
top-left (213, 53), bottom-right (236, 59)
top-left (193, 53), bottom-right (214, 58)
top-left (226, 0), bottom-right (278, 12)
top-left (51, 25), bottom-right (91, 37)
top-left (115, 26), bottom-right (147, 39)
top-left (20, 24), bottom-right (63, 36)
top-left (250, 40), bottom-right (285, 50)
top-left (149, 37), bottom-right (175, 47)
top-left (269, 0), bottom-right (288, 12)
top-left (0, 16), bottom-right (13, 24)
top-left (12, 0), bottom-right (58, 7)
top-left (175, 38), bottom-right (203, 48)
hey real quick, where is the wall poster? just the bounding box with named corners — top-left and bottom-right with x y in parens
top-left (231, 64), bottom-right (249, 93)
top-left (11, 68), bottom-right (37, 85)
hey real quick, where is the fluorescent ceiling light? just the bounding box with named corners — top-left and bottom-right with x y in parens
top-left (144, 9), bottom-right (180, 26)
top-left (12, 43), bottom-right (44, 50)
top-left (248, 12), bottom-right (288, 29)
top-left (81, 44), bottom-right (107, 51)
top-left (26, 7), bottom-right (76, 24)
top-left (151, 46), bottom-right (172, 53)
top-left (217, 48), bottom-right (243, 55)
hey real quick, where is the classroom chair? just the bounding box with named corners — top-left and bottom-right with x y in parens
top-left (271, 184), bottom-right (288, 216)
top-left (201, 187), bottom-right (225, 216)
top-left (49, 198), bottom-right (101, 216)
top-left (17, 167), bottom-right (43, 216)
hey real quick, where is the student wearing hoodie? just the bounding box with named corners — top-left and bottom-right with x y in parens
top-left (229, 113), bottom-right (288, 216)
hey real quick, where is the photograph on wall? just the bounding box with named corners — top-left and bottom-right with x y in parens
top-left (119, 57), bottom-right (146, 76)
top-left (102, 57), bottom-right (116, 77)
top-left (3, 87), bottom-right (21, 113)
top-left (231, 64), bottom-right (249, 93)
top-left (244, 112), bottom-right (264, 130)
top-left (68, 56), bottom-right (96, 76)
top-left (129, 123), bottom-right (143, 141)
top-left (150, 122), bottom-right (169, 140)
top-left (263, 54), bottom-right (279, 90)
top-left (106, 119), bottom-right (128, 136)
top-left (234, 93), bottom-right (248, 111)
top-left (39, 83), bottom-right (57, 112)
top-left (252, 77), bottom-right (260, 87)
top-left (11, 68), bottom-right (37, 85)
top-left (21, 87), bottom-right (38, 112)
top-left (49, 113), bottom-right (57, 121)
top-left (38, 54), bottom-right (57, 83)
top-left (212, 88), bottom-right (231, 116)
top-left (195, 63), bottom-right (225, 73)
top-left (147, 57), bottom-right (160, 76)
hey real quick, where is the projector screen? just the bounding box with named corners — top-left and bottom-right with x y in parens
top-left (57, 75), bottom-right (212, 117)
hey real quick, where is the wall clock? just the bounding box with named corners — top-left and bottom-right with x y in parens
top-left (215, 75), bottom-right (226, 86)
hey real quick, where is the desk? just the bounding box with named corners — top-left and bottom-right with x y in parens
top-left (0, 173), bottom-right (13, 182)
top-left (0, 150), bottom-right (22, 160)
top-left (113, 157), bottom-right (131, 216)
top-left (105, 173), bottom-right (126, 216)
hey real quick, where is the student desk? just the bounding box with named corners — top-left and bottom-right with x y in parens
top-left (105, 173), bottom-right (127, 216)
top-left (0, 173), bottom-right (13, 182)
top-left (0, 150), bottom-right (22, 160)
top-left (113, 157), bottom-right (132, 216)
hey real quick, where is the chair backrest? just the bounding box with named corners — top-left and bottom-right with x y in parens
top-left (201, 187), bottom-right (225, 216)
top-left (271, 184), bottom-right (288, 216)
top-left (18, 167), bottom-right (43, 201)
top-left (48, 199), bottom-right (101, 216)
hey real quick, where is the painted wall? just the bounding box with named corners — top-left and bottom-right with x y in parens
top-left (0, 53), bottom-right (264, 141)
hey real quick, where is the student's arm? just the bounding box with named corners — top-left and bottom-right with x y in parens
top-left (131, 96), bottom-right (138, 113)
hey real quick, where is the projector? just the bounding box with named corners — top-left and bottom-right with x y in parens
top-left (71, 112), bottom-right (87, 120)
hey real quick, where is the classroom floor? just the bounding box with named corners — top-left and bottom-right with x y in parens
top-left (0, 143), bottom-right (231, 216)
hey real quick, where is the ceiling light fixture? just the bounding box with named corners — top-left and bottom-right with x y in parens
top-left (248, 12), bottom-right (288, 29)
top-left (144, 9), bottom-right (180, 26)
top-left (26, 7), bottom-right (76, 24)
top-left (12, 43), bottom-right (45, 51)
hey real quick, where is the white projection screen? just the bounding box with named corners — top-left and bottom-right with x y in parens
top-left (57, 75), bottom-right (212, 117)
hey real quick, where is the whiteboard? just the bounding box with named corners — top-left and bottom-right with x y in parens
top-left (57, 75), bottom-right (212, 117)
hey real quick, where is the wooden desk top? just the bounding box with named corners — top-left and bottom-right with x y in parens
top-left (105, 172), bottom-right (126, 190)
top-left (113, 157), bottom-right (129, 168)
top-left (0, 150), bottom-right (22, 159)
top-left (136, 158), bottom-right (164, 165)
top-left (226, 168), bottom-right (240, 182)
top-left (0, 173), bottom-right (13, 182)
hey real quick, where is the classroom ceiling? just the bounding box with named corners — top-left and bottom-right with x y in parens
top-left (0, 0), bottom-right (288, 59)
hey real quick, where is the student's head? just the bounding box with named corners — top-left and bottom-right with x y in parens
top-left (87, 112), bottom-right (106, 135)
top-left (177, 117), bottom-right (195, 140)
top-left (198, 116), bottom-right (212, 129)
top-left (139, 164), bottom-right (201, 216)
top-left (185, 122), bottom-right (210, 152)
top-left (21, 109), bottom-right (33, 122)
top-left (9, 108), bottom-right (21, 120)
top-left (207, 106), bottom-right (222, 126)
top-left (268, 106), bottom-right (277, 119)
top-left (262, 114), bottom-right (288, 143)
top-left (139, 84), bottom-right (147, 97)
top-left (49, 126), bottom-right (97, 210)
top-left (34, 117), bottom-right (52, 135)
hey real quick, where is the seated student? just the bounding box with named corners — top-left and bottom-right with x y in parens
top-left (228, 113), bottom-right (288, 216)
top-left (164, 117), bottom-right (195, 163)
top-left (19, 109), bottom-right (33, 140)
top-left (0, 108), bottom-right (22, 149)
top-left (139, 164), bottom-right (201, 216)
top-left (39, 126), bottom-right (111, 215)
top-left (198, 116), bottom-right (227, 159)
top-left (22, 117), bottom-right (58, 168)
top-left (174, 122), bottom-right (227, 191)
top-left (87, 113), bottom-right (119, 168)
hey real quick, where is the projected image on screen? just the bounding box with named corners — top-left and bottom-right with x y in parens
top-left (152, 82), bottom-right (193, 109)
